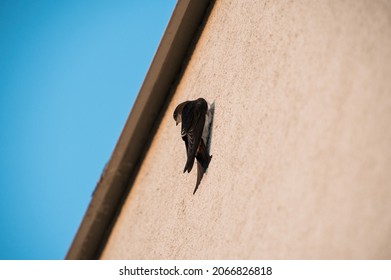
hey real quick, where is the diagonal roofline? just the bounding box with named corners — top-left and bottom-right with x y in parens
top-left (66, 0), bottom-right (214, 259)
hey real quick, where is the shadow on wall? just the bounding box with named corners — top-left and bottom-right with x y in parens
top-left (206, 101), bottom-right (215, 163)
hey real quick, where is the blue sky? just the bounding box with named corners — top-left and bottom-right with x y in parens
top-left (0, 0), bottom-right (175, 259)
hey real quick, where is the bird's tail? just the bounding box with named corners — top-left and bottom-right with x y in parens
top-left (193, 140), bottom-right (212, 194)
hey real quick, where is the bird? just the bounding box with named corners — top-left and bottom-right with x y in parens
top-left (173, 98), bottom-right (212, 194)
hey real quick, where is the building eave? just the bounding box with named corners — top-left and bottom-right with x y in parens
top-left (66, 0), bottom-right (213, 260)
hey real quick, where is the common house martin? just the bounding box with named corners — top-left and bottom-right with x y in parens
top-left (173, 98), bottom-right (212, 194)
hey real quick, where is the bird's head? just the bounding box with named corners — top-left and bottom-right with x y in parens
top-left (173, 108), bottom-right (181, 126)
top-left (173, 101), bottom-right (189, 126)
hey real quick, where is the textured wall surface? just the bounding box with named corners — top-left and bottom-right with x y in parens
top-left (101, 0), bottom-right (391, 259)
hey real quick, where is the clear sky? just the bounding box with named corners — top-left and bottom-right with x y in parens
top-left (0, 0), bottom-right (176, 260)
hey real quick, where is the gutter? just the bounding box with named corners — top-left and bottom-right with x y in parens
top-left (66, 0), bottom-right (213, 259)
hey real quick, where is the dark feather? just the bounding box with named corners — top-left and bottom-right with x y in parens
top-left (193, 139), bottom-right (212, 194)
top-left (181, 99), bottom-right (208, 173)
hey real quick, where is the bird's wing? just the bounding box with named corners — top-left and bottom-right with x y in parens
top-left (193, 160), bottom-right (204, 195)
top-left (193, 139), bottom-right (212, 194)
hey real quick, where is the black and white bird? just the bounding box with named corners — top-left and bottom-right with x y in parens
top-left (173, 98), bottom-right (212, 194)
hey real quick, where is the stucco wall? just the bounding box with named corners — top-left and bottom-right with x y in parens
top-left (101, 0), bottom-right (391, 259)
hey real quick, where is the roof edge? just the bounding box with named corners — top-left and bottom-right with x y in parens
top-left (66, 0), bottom-right (214, 259)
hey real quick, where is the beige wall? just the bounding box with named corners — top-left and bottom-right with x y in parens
top-left (101, 0), bottom-right (391, 259)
